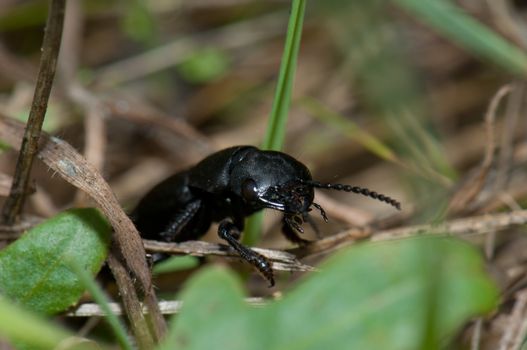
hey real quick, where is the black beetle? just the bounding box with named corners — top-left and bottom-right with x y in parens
top-left (131, 145), bottom-right (400, 286)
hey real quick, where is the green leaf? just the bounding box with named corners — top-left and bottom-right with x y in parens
top-left (0, 208), bottom-right (111, 314)
top-left (178, 48), bottom-right (230, 84)
top-left (394, 0), bottom-right (527, 77)
top-left (162, 237), bottom-right (498, 350)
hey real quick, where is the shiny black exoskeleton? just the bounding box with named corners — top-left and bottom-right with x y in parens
top-left (131, 146), bottom-right (400, 286)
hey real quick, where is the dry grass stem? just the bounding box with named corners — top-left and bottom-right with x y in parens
top-left (471, 318), bottom-right (483, 350)
top-left (67, 297), bottom-right (269, 317)
top-left (498, 290), bottom-right (527, 350)
top-left (290, 209), bottom-right (527, 258)
top-left (447, 84), bottom-right (512, 214)
top-left (495, 83), bottom-right (524, 193)
top-left (2, 0), bottom-right (65, 225)
top-left (107, 250), bottom-right (156, 349)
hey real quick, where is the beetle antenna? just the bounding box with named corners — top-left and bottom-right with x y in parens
top-left (303, 180), bottom-right (401, 210)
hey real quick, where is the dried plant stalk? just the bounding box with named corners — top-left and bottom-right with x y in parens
top-left (2, 0), bottom-right (65, 224)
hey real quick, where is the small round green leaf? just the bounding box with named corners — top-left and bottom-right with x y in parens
top-left (0, 208), bottom-right (111, 314)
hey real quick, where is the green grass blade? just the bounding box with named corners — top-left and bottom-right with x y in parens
top-left (262, 0), bottom-right (306, 151)
top-left (67, 259), bottom-right (134, 350)
top-left (244, 0), bottom-right (306, 246)
top-left (394, 0), bottom-right (527, 76)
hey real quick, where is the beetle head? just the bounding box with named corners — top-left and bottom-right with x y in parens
top-left (240, 178), bottom-right (315, 215)
top-left (231, 149), bottom-right (401, 233)
top-left (231, 149), bottom-right (316, 215)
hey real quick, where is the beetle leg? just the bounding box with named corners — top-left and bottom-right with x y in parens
top-left (303, 213), bottom-right (322, 239)
top-left (218, 220), bottom-right (275, 287)
top-left (159, 199), bottom-right (202, 242)
top-left (282, 215), bottom-right (311, 246)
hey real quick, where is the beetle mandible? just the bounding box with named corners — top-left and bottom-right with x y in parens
top-left (131, 145), bottom-right (401, 286)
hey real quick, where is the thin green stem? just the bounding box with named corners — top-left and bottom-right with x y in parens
top-left (244, 0), bottom-right (306, 245)
top-left (68, 258), bottom-right (134, 350)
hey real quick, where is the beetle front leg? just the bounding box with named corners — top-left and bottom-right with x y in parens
top-left (282, 215), bottom-right (311, 246)
top-left (218, 220), bottom-right (275, 287)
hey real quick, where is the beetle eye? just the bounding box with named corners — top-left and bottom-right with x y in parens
top-left (241, 179), bottom-right (259, 202)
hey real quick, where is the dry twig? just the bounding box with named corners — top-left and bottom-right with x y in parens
top-left (447, 84), bottom-right (512, 214)
top-left (68, 297), bottom-right (270, 317)
top-left (495, 83), bottom-right (524, 194)
top-left (2, 0), bottom-right (65, 225)
top-left (143, 240), bottom-right (314, 272)
top-left (107, 249), bottom-right (157, 349)
top-left (471, 318), bottom-right (483, 350)
top-left (0, 215), bottom-right (42, 240)
top-left (289, 209), bottom-right (527, 258)
top-left (498, 290), bottom-right (527, 350)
